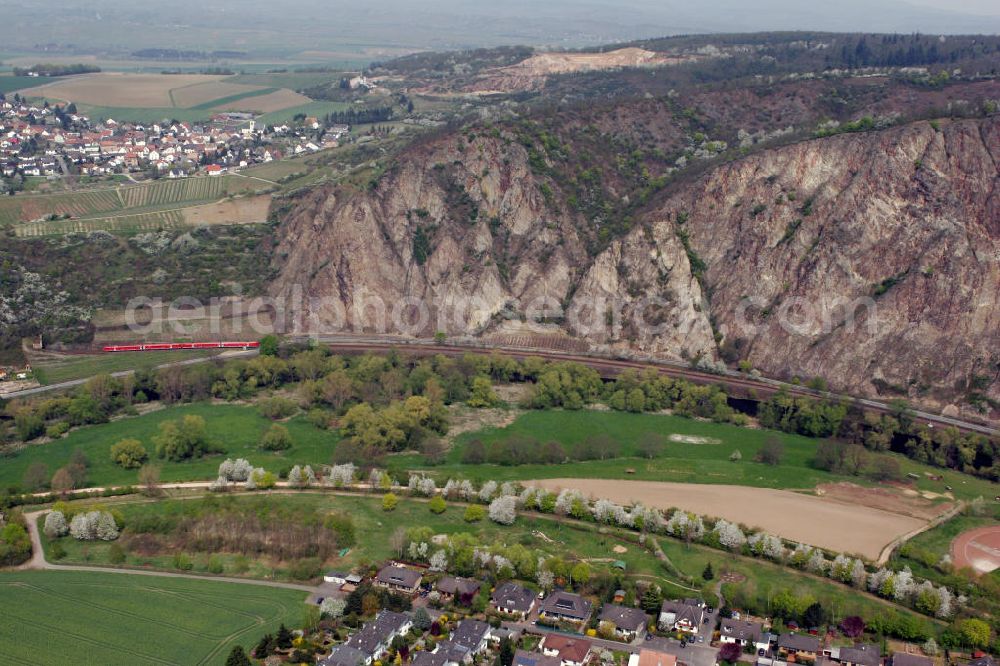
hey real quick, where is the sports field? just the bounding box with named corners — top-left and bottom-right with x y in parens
top-left (951, 525), bottom-right (1000, 573)
top-left (0, 570), bottom-right (306, 665)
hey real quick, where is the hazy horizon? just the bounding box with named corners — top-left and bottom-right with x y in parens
top-left (1, 0), bottom-right (998, 60)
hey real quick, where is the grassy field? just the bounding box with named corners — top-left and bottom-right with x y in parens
top-left (31, 350), bottom-right (224, 385)
top-left (395, 410), bottom-right (999, 503)
top-left (74, 105), bottom-right (221, 124)
top-left (0, 74), bottom-right (50, 93)
top-left (256, 101), bottom-right (350, 125)
top-left (0, 403), bottom-right (340, 489)
top-left (225, 72), bottom-right (345, 90)
top-left (191, 87), bottom-right (279, 110)
top-left (0, 569), bottom-right (306, 666)
top-left (40, 492), bottom-right (938, 625)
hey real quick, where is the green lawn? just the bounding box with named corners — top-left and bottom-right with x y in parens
top-left (393, 410), bottom-right (999, 502)
top-left (42, 492), bottom-right (936, 626)
top-left (75, 104), bottom-right (215, 124)
top-left (32, 350), bottom-right (224, 385)
top-left (0, 569), bottom-right (306, 665)
top-left (0, 75), bottom-right (50, 93)
top-left (2, 403), bottom-right (339, 489)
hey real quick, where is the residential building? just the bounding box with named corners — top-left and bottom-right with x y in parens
top-left (539, 591), bottom-right (593, 623)
top-left (777, 634), bottom-right (821, 661)
top-left (889, 655), bottom-right (934, 666)
top-left (322, 645), bottom-right (370, 666)
top-left (720, 618), bottom-right (767, 649)
top-left (491, 582), bottom-right (536, 619)
top-left (412, 651), bottom-right (451, 666)
top-left (437, 576), bottom-right (481, 603)
top-left (341, 610), bottom-right (412, 663)
top-left (837, 645), bottom-right (881, 666)
top-left (513, 649), bottom-right (562, 666)
top-left (324, 571), bottom-right (349, 585)
top-left (658, 600), bottom-right (704, 633)
top-left (451, 619), bottom-right (492, 655)
top-left (629, 649), bottom-right (678, 666)
top-left (598, 604), bottom-right (649, 639)
top-left (540, 635), bottom-right (593, 666)
top-left (375, 565), bottom-right (423, 594)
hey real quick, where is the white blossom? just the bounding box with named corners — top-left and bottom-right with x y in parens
top-left (69, 511), bottom-right (118, 541)
top-left (807, 550), bottom-right (829, 574)
top-left (593, 499), bottom-right (617, 523)
top-left (479, 480), bottom-right (498, 502)
top-left (418, 477), bottom-right (437, 496)
top-left (554, 489), bottom-right (584, 515)
top-left (747, 532), bottom-right (784, 560)
top-left (429, 550), bottom-right (448, 571)
top-left (536, 568), bottom-right (555, 590)
top-left (209, 475), bottom-right (229, 491)
top-left (714, 519), bottom-right (746, 550)
top-left (321, 597), bottom-right (346, 619)
top-left (666, 511), bottom-right (705, 541)
top-left (499, 481), bottom-right (518, 497)
top-left (850, 559), bottom-right (868, 588)
top-left (43, 511), bottom-right (69, 538)
top-left (409, 541), bottom-right (430, 560)
top-left (219, 458), bottom-right (253, 482)
top-left (488, 495), bottom-right (517, 525)
top-left (868, 567), bottom-right (893, 594)
top-left (328, 463), bottom-right (356, 487)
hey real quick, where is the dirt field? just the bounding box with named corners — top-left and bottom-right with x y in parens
top-left (951, 525), bottom-right (1000, 573)
top-left (817, 482), bottom-right (954, 521)
top-left (168, 80), bottom-right (265, 108)
top-left (528, 478), bottom-right (927, 559)
top-left (23, 73), bottom-right (228, 107)
top-left (181, 195), bottom-right (272, 226)
top-left (214, 88), bottom-right (310, 113)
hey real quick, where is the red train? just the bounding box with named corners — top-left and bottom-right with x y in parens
top-left (102, 341), bottom-right (260, 352)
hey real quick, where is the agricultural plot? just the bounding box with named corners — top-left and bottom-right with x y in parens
top-left (14, 209), bottom-right (186, 237)
top-left (0, 188), bottom-right (123, 225)
top-left (30, 349), bottom-right (223, 385)
top-left (0, 570), bottom-right (306, 666)
top-left (118, 177), bottom-right (235, 209)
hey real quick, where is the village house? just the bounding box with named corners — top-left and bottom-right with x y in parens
top-left (539, 591), bottom-right (593, 624)
top-left (491, 582), bottom-right (536, 619)
top-left (835, 644), bottom-right (881, 666)
top-left (720, 618), bottom-right (771, 652)
top-left (513, 649), bottom-right (562, 666)
top-left (888, 655), bottom-right (933, 666)
top-left (412, 651), bottom-right (451, 666)
top-left (541, 635), bottom-right (593, 666)
top-left (629, 649), bottom-right (677, 666)
top-left (436, 576), bottom-right (481, 603)
top-left (450, 619), bottom-right (492, 656)
top-left (658, 599), bottom-right (705, 634)
top-left (598, 604), bottom-right (649, 639)
top-left (374, 565), bottom-right (423, 595)
top-left (777, 634), bottom-right (821, 662)
top-left (321, 610), bottom-right (412, 666)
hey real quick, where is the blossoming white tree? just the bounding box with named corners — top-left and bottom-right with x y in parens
top-left (479, 480), bottom-right (498, 502)
top-left (321, 597), bottom-right (346, 619)
top-left (714, 519), bottom-right (746, 550)
top-left (489, 495), bottom-right (517, 525)
top-left (43, 511), bottom-right (68, 538)
top-left (328, 463), bottom-right (356, 488)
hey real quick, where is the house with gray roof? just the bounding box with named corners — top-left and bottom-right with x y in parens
top-left (343, 610), bottom-right (413, 661)
top-left (658, 600), bottom-right (704, 634)
top-left (451, 619), bottom-right (492, 655)
top-left (599, 604), bottom-right (649, 639)
top-left (778, 633), bottom-right (821, 660)
top-left (321, 645), bottom-right (371, 666)
top-left (838, 644), bottom-right (881, 666)
top-left (540, 591), bottom-right (593, 623)
top-left (437, 576), bottom-right (481, 603)
top-left (890, 654), bottom-right (934, 666)
top-left (491, 582), bottom-right (536, 618)
top-left (514, 650), bottom-right (562, 666)
top-left (375, 565), bottom-right (423, 594)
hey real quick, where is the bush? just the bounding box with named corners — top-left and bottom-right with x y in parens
top-left (289, 557), bottom-right (322, 581)
top-left (428, 495), bottom-right (446, 514)
top-left (108, 543), bottom-right (126, 564)
top-left (258, 396), bottom-right (297, 420)
top-left (172, 553), bottom-right (194, 570)
top-left (464, 505), bottom-right (486, 522)
top-left (49, 541), bottom-right (67, 560)
top-left (45, 421), bottom-right (70, 439)
top-left (382, 493), bottom-right (398, 511)
top-left (110, 438), bottom-right (148, 469)
top-left (259, 424), bottom-right (292, 451)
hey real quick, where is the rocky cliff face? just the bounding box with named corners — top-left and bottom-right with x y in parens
top-left (271, 116), bottom-right (999, 417)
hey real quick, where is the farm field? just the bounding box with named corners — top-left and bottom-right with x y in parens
top-left (529, 478), bottom-right (925, 560)
top-left (39, 493), bottom-right (938, 626)
top-left (19, 72), bottom-right (324, 122)
top-left (0, 74), bottom-right (50, 93)
top-left (225, 72), bottom-right (345, 90)
top-left (255, 101), bottom-right (351, 125)
top-left (1, 175), bottom-right (264, 228)
top-left (0, 403), bottom-right (340, 489)
top-left (30, 349), bottom-right (225, 385)
top-left (397, 410), bottom-right (998, 503)
top-left (0, 570), bottom-right (306, 666)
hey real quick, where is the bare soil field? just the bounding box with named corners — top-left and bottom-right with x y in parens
top-left (168, 80), bottom-right (265, 108)
top-left (23, 73), bottom-right (228, 107)
top-left (817, 482), bottom-right (954, 521)
top-left (181, 195), bottom-right (271, 226)
top-left (951, 525), bottom-right (1000, 573)
top-left (214, 88), bottom-right (311, 113)
top-left (528, 478), bottom-right (927, 559)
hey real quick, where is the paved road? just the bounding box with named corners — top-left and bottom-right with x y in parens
top-left (18, 509), bottom-right (315, 592)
